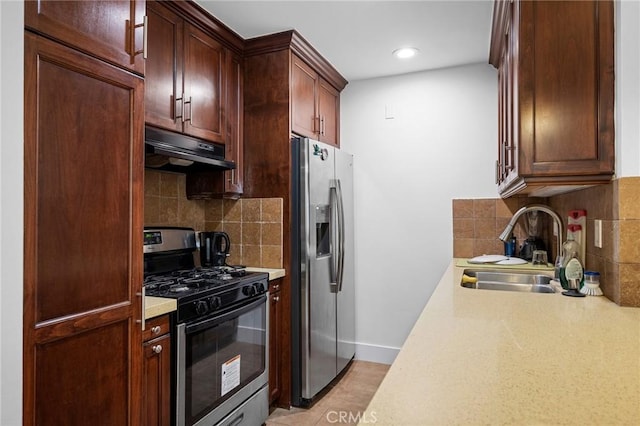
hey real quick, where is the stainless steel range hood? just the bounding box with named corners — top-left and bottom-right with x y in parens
top-left (145, 126), bottom-right (236, 171)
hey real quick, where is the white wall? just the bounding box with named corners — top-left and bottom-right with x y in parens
top-left (0, 1), bottom-right (24, 424)
top-left (341, 0), bottom-right (640, 365)
top-left (616, 0), bottom-right (640, 176)
top-left (340, 63), bottom-right (499, 363)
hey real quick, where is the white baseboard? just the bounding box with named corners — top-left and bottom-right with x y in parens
top-left (354, 342), bottom-right (400, 365)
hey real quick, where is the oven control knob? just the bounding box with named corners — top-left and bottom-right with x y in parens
top-left (209, 296), bottom-right (221, 310)
top-left (242, 285), bottom-right (256, 297)
top-left (195, 300), bottom-right (209, 315)
top-left (254, 283), bottom-right (265, 293)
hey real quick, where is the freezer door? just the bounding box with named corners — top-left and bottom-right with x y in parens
top-left (334, 149), bottom-right (356, 373)
top-left (301, 138), bottom-right (338, 399)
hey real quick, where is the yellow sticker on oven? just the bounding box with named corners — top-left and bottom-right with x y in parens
top-left (221, 354), bottom-right (241, 396)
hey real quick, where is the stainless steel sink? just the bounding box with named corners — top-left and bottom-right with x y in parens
top-left (461, 269), bottom-right (555, 294)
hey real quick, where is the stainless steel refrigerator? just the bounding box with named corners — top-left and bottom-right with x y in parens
top-left (291, 137), bottom-right (355, 406)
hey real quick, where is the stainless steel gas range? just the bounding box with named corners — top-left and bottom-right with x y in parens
top-left (143, 227), bottom-right (269, 426)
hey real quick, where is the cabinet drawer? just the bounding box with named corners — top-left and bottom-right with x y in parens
top-left (269, 280), bottom-right (282, 293)
top-left (143, 315), bottom-right (171, 342)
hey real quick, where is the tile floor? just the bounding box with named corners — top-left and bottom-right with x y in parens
top-left (266, 361), bottom-right (389, 426)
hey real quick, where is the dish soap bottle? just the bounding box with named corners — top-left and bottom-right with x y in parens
top-left (560, 232), bottom-right (585, 296)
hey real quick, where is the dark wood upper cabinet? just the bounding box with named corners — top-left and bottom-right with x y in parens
top-left (186, 51), bottom-right (245, 199)
top-left (145, 0), bottom-right (245, 199)
top-left (292, 55), bottom-right (340, 146)
top-left (24, 31), bottom-right (144, 424)
top-left (224, 52), bottom-right (244, 196)
top-left (145, 1), bottom-right (184, 133)
top-left (291, 56), bottom-right (318, 139)
top-left (490, 0), bottom-right (614, 197)
top-left (182, 22), bottom-right (225, 143)
top-left (145, 1), bottom-right (226, 145)
top-left (25, 0), bottom-right (146, 75)
top-left (318, 78), bottom-right (340, 147)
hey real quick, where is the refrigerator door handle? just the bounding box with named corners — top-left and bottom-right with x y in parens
top-left (329, 185), bottom-right (339, 292)
top-left (333, 179), bottom-right (346, 292)
top-left (329, 179), bottom-right (344, 293)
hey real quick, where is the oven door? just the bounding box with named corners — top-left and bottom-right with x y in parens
top-left (176, 295), bottom-right (268, 426)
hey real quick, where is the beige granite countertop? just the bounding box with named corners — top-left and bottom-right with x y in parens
top-left (361, 259), bottom-right (640, 425)
top-left (245, 267), bottom-right (286, 281)
top-left (144, 296), bottom-right (177, 320)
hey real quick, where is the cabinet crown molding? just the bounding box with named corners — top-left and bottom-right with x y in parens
top-left (245, 29), bottom-right (348, 91)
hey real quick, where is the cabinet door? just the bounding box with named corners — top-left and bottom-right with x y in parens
top-left (183, 23), bottom-right (226, 143)
top-left (497, 58), bottom-right (506, 185)
top-left (24, 32), bottom-right (144, 424)
top-left (25, 0), bottom-right (146, 74)
top-left (518, 0), bottom-right (614, 177)
top-left (291, 55), bottom-right (318, 139)
top-left (185, 53), bottom-right (243, 200)
top-left (224, 52), bottom-right (244, 196)
top-left (496, 0), bottom-right (516, 188)
top-left (144, 333), bottom-right (171, 426)
top-left (145, 1), bottom-right (183, 132)
top-left (269, 286), bottom-right (282, 405)
top-left (318, 78), bottom-right (340, 147)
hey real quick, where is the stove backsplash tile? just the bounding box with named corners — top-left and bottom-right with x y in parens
top-left (145, 171), bottom-right (206, 229)
top-left (145, 170), bottom-right (283, 269)
top-left (209, 198), bottom-right (283, 269)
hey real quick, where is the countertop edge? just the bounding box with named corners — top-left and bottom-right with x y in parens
top-left (144, 296), bottom-right (177, 320)
top-left (245, 267), bottom-right (286, 280)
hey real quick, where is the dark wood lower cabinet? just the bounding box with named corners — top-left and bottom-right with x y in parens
top-left (143, 315), bottom-right (172, 426)
top-left (269, 279), bottom-right (283, 404)
top-left (269, 281), bottom-right (282, 405)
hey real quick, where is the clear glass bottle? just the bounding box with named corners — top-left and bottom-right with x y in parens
top-left (559, 233), bottom-right (584, 290)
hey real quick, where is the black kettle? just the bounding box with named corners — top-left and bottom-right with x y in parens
top-left (199, 231), bottom-right (231, 267)
top-left (519, 237), bottom-right (546, 261)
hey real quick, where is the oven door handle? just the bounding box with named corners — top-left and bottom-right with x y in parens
top-left (185, 295), bottom-right (267, 335)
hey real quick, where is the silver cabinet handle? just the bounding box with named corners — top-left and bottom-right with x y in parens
top-left (131, 16), bottom-right (148, 59)
top-left (142, 15), bottom-right (148, 59)
top-left (182, 97), bottom-right (193, 123)
top-left (152, 345), bottom-right (163, 354)
top-left (151, 326), bottom-right (161, 335)
top-left (175, 93), bottom-right (184, 122)
top-left (272, 295), bottom-right (280, 302)
top-left (136, 286), bottom-right (146, 331)
top-left (176, 94), bottom-right (192, 123)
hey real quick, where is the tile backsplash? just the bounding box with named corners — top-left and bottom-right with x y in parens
top-left (549, 177), bottom-right (640, 307)
top-left (144, 170), bottom-right (283, 269)
top-left (453, 196), bottom-right (550, 258)
top-left (204, 198), bottom-right (283, 268)
top-left (453, 177), bottom-right (640, 307)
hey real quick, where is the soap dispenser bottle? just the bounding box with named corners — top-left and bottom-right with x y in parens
top-left (560, 231), bottom-right (585, 297)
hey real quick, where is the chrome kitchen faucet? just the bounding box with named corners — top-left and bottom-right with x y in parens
top-left (498, 204), bottom-right (564, 261)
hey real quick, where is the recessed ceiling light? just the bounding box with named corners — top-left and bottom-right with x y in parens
top-left (393, 47), bottom-right (419, 59)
